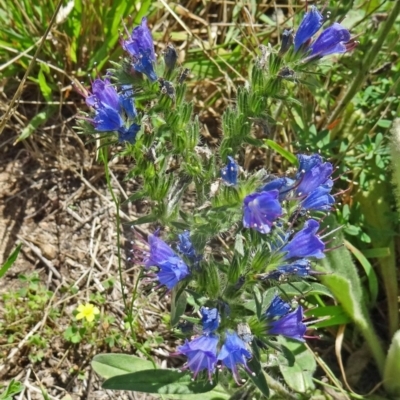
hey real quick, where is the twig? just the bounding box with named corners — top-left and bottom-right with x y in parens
top-left (16, 235), bottom-right (64, 283)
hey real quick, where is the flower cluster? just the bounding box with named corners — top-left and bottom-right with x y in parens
top-left (83, 77), bottom-right (140, 143)
top-left (143, 233), bottom-right (190, 290)
top-left (265, 295), bottom-right (307, 342)
top-left (122, 17), bottom-right (158, 82)
top-left (175, 308), bottom-right (253, 384)
top-left (80, 18), bottom-right (158, 143)
top-left (221, 153), bottom-right (333, 283)
top-left (292, 5), bottom-right (357, 60)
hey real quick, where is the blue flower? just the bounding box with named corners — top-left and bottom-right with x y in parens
top-left (265, 295), bottom-right (291, 319)
top-left (301, 181), bottom-right (335, 211)
top-left (243, 190), bottom-right (282, 234)
top-left (86, 78), bottom-right (120, 110)
top-left (119, 85), bottom-right (137, 119)
top-left (177, 231), bottom-right (201, 263)
top-left (261, 177), bottom-right (294, 201)
top-left (118, 123), bottom-right (140, 143)
top-left (145, 233), bottom-right (175, 268)
top-left (201, 307), bottom-right (219, 334)
top-left (177, 335), bottom-right (219, 381)
top-left (268, 307), bottom-right (307, 341)
top-left (122, 17), bottom-right (157, 82)
top-left (218, 331), bottom-right (252, 385)
top-left (156, 257), bottom-right (189, 290)
top-left (221, 156), bottom-right (239, 186)
top-left (91, 105), bottom-right (124, 132)
top-left (310, 23), bottom-right (351, 58)
top-left (294, 6), bottom-right (324, 51)
top-left (144, 233), bottom-right (189, 290)
top-left (281, 219), bottom-right (325, 260)
top-left (85, 78), bottom-right (139, 142)
top-left (295, 154), bottom-right (333, 197)
top-left (260, 259), bottom-right (313, 281)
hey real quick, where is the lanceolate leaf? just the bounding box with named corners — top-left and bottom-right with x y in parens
top-left (318, 216), bottom-right (385, 374)
top-left (102, 369), bottom-right (218, 394)
top-left (92, 354), bottom-right (154, 379)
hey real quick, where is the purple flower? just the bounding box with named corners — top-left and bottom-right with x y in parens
top-left (122, 17), bottom-right (157, 82)
top-left (296, 154), bottom-right (323, 176)
top-left (145, 234), bottom-right (175, 268)
top-left (296, 154), bottom-right (333, 197)
top-left (86, 78), bottom-right (120, 110)
top-left (260, 259), bottom-right (314, 281)
top-left (301, 181), bottom-right (335, 211)
top-left (281, 219), bottom-right (325, 259)
top-left (243, 190), bottom-right (282, 234)
top-left (310, 23), bottom-right (351, 58)
top-left (176, 335), bottom-right (218, 381)
top-left (144, 233), bottom-right (189, 289)
top-left (261, 177), bottom-right (294, 201)
top-left (268, 307), bottom-right (307, 341)
top-left (221, 156), bottom-right (239, 186)
top-left (91, 105), bottom-right (124, 132)
top-left (84, 78), bottom-right (139, 142)
top-left (177, 231), bottom-right (201, 263)
top-left (218, 331), bottom-right (252, 385)
top-left (118, 123), bottom-right (140, 144)
top-left (294, 6), bottom-right (324, 51)
top-left (201, 307), bottom-right (219, 334)
top-left (156, 257), bottom-right (189, 290)
top-left (119, 85), bottom-right (137, 119)
top-left (265, 295), bottom-right (291, 319)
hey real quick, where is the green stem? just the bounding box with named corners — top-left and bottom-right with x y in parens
top-left (326, 1), bottom-right (400, 126)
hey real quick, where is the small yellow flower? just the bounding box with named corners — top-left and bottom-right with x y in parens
top-left (76, 303), bottom-right (100, 323)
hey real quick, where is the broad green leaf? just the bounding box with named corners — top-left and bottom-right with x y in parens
top-left (92, 354), bottom-right (154, 379)
top-left (344, 240), bottom-right (378, 305)
top-left (362, 247), bottom-right (390, 258)
top-left (0, 244), bottom-right (22, 279)
top-left (102, 369), bottom-right (217, 394)
top-left (318, 216), bottom-right (385, 374)
top-left (277, 338), bottom-right (316, 393)
top-left (263, 139), bottom-right (298, 166)
top-left (165, 386), bottom-right (230, 400)
top-left (304, 305), bottom-right (352, 328)
top-left (383, 330), bottom-right (400, 397)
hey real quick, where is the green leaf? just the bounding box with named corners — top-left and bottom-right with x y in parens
top-left (304, 305), bottom-right (352, 328)
top-left (362, 247), bottom-right (391, 258)
top-left (383, 330), bottom-right (400, 397)
top-left (344, 240), bottom-right (378, 305)
top-left (17, 107), bottom-right (56, 142)
top-left (102, 369), bottom-right (218, 394)
top-left (171, 289), bottom-right (187, 327)
top-left (129, 213), bottom-right (159, 226)
top-left (246, 341), bottom-right (269, 397)
top-left (0, 379), bottom-right (24, 400)
top-left (318, 216), bottom-right (385, 374)
top-left (0, 244), bottom-right (22, 279)
top-left (38, 65), bottom-right (52, 102)
top-left (263, 140), bottom-right (298, 166)
top-left (92, 354), bottom-right (154, 379)
top-left (277, 338), bottom-right (316, 393)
